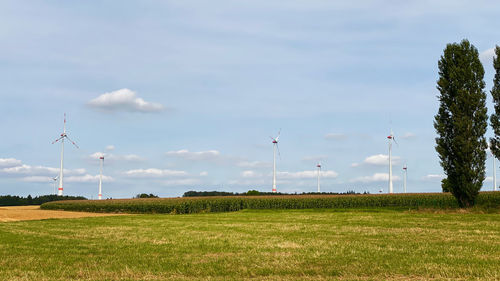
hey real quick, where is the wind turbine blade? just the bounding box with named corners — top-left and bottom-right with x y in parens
top-left (52, 136), bottom-right (63, 144)
top-left (393, 136), bottom-right (398, 146)
top-left (276, 129), bottom-right (281, 141)
top-left (276, 143), bottom-right (281, 160)
top-left (66, 136), bottom-right (79, 149)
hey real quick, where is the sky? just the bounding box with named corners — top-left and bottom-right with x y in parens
top-left (1, 1), bottom-right (499, 198)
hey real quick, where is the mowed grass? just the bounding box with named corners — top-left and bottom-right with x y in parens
top-left (0, 209), bottom-right (499, 280)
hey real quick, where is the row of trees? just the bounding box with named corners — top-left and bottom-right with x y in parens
top-left (182, 190), bottom-right (368, 197)
top-left (0, 195), bottom-right (87, 206)
top-left (434, 40), bottom-right (499, 207)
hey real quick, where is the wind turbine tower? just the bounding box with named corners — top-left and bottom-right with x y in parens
top-left (316, 163), bottom-right (321, 193)
top-left (403, 165), bottom-right (407, 193)
top-left (493, 154), bottom-right (497, 191)
top-left (387, 130), bottom-right (397, 194)
top-left (271, 130), bottom-right (281, 193)
top-left (52, 176), bottom-right (58, 195)
top-left (98, 156), bottom-right (104, 200)
top-left (52, 113), bottom-right (79, 196)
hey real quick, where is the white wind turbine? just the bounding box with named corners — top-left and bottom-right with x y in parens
top-left (488, 146), bottom-right (497, 191)
top-left (387, 130), bottom-right (397, 194)
top-left (316, 163), bottom-right (321, 193)
top-left (98, 156), bottom-right (104, 200)
top-left (52, 176), bottom-right (58, 195)
top-left (51, 113), bottom-right (79, 196)
top-left (270, 130), bottom-right (281, 193)
top-left (402, 164), bottom-right (407, 193)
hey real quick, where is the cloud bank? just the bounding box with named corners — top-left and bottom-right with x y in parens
top-left (88, 89), bottom-right (164, 113)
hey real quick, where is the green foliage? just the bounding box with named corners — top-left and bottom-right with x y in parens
top-left (490, 46), bottom-right (500, 161)
top-left (183, 191), bottom-right (235, 197)
top-left (40, 192), bottom-right (500, 214)
top-left (0, 194), bottom-right (86, 206)
top-left (434, 39), bottom-right (488, 207)
top-left (246, 190), bottom-right (260, 195)
top-left (134, 193), bottom-right (159, 198)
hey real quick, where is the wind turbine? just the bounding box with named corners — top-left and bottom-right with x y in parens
top-left (494, 156), bottom-right (498, 191)
top-left (316, 163), bottom-right (321, 193)
top-left (98, 156), bottom-right (104, 200)
top-left (52, 176), bottom-right (58, 195)
top-left (270, 130), bottom-right (281, 193)
top-left (51, 113), bottom-right (79, 196)
top-left (387, 130), bottom-right (397, 194)
top-left (490, 149), bottom-right (497, 191)
top-left (402, 165), bottom-right (407, 193)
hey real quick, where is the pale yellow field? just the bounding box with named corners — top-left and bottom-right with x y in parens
top-left (0, 205), bottom-right (125, 222)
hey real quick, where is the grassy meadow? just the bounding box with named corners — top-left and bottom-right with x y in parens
top-left (1, 208), bottom-right (499, 280)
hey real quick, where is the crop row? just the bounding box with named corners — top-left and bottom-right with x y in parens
top-left (40, 192), bottom-right (500, 214)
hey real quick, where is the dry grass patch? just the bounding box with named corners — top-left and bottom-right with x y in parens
top-left (0, 205), bottom-right (127, 222)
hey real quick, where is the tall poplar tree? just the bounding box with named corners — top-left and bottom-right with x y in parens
top-left (489, 46), bottom-right (500, 162)
top-left (434, 39), bottom-right (488, 207)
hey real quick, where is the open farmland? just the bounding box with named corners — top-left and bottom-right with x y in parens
top-left (1, 208), bottom-right (499, 280)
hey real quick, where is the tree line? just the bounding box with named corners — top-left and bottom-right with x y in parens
top-left (183, 190), bottom-right (368, 197)
top-left (0, 194), bottom-right (87, 206)
top-left (435, 40), bottom-right (500, 207)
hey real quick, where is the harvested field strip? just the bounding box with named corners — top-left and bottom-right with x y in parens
top-left (0, 206), bottom-right (126, 222)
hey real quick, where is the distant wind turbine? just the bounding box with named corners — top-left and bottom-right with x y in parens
top-left (403, 164), bottom-right (407, 193)
top-left (51, 113), bottom-right (79, 196)
top-left (387, 130), bottom-right (397, 194)
top-left (52, 176), bottom-right (58, 195)
top-left (316, 163), bottom-right (321, 193)
top-left (98, 156), bottom-right (104, 200)
top-left (270, 130), bottom-right (281, 193)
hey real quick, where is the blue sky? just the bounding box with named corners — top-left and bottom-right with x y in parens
top-left (1, 1), bottom-right (499, 198)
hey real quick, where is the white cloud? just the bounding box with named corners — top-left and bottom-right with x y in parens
top-left (422, 174), bottom-right (445, 181)
top-left (352, 154), bottom-right (400, 167)
top-left (278, 170), bottom-right (338, 179)
top-left (161, 178), bottom-right (202, 186)
top-left (105, 145), bottom-right (115, 151)
top-left (165, 149), bottom-right (221, 161)
top-left (236, 161), bottom-right (271, 168)
top-left (88, 88), bottom-right (164, 113)
top-left (125, 168), bottom-right (188, 178)
top-left (0, 158), bottom-right (22, 167)
top-left (1, 164), bottom-right (86, 176)
top-left (20, 176), bottom-right (54, 182)
top-left (324, 133), bottom-right (347, 140)
top-left (480, 48), bottom-right (496, 64)
top-left (241, 170), bottom-right (263, 178)
top-left (350, 173), bottom-right (400, 183)
top-left (400, 132), bottom-right (417, 140)
top-left (21, 174), bottom-right (113, 183)
top-left (199, 171), bottom-right (208, 176)
top-left (65, 174), bottom-right (114, 183)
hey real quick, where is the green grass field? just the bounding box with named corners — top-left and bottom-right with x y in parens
top-left (1, 209), bottom-right (499, 280)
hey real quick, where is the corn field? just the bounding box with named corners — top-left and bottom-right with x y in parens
top-left (40, 192), bottom-right (500, 214)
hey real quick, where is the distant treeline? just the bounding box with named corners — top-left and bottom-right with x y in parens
top-left (0, 195), bottom-right (87, 206)
top-left (183, 190), bottom-right (369, 197)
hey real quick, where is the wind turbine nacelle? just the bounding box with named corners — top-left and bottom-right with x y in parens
top-left (272, 140), bottom-right (278, 144)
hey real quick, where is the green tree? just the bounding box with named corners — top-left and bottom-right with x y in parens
top-left (489, 46), bottom-right (500, 162)
top-left (434, 39), bottom-right (488, 207)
